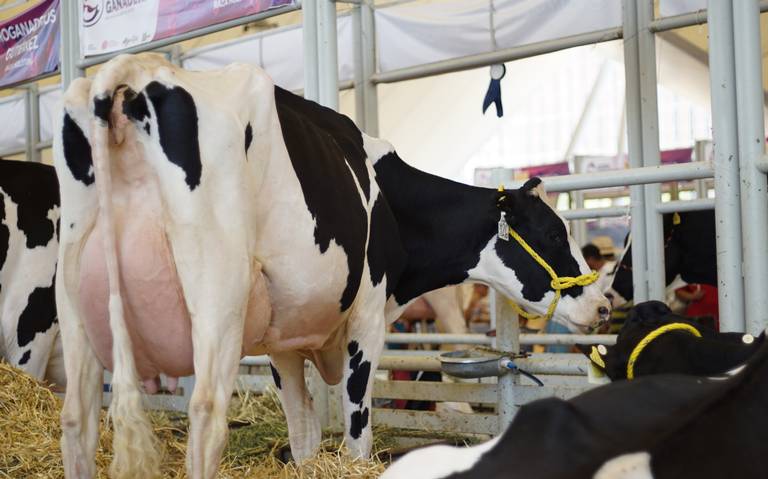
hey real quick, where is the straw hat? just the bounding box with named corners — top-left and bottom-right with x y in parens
top-left (591, 235), bottom-right (616, 257)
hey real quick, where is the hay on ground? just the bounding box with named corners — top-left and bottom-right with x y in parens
top-left (0, 362), bottom-right (392, 478)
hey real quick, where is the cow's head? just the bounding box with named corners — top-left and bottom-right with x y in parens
top-left (607, 213), bottom-right (683, 307)
top-left (582, 300), bottom-right (762, 380)
top-left (470, 178), bottom-right (610, 333)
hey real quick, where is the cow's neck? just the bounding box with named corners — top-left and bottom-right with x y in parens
top-left (374, 153), bottom-right (497, 305)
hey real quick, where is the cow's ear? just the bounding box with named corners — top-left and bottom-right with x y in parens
top-left (521, 177), bottom-right (546, 198)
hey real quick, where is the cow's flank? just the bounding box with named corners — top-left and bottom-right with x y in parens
top-left (275, 86), bottom-right (369, 311)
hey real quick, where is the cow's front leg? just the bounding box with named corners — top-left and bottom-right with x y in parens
top-left (342, 311), bottom-right (385, 458)
top-left (58, 242), bottom-right (103, 479)
top-left (269, 351), bottom-right (321, 462)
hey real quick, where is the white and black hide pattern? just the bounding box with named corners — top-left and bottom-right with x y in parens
top-left (53, 53), bottom-right (608, 479)
top-left (0, 159), bottom-right (62, 387)
top-left (383, 333), bottom-right (768, 479)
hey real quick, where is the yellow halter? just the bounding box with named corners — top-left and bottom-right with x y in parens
top-left (497, 186), bottom-right (599, 322)
top-left (626, 323), bottom-right (702, 379)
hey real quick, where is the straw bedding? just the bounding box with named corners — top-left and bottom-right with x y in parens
top-left (0, 362), bottom-right (474, 478)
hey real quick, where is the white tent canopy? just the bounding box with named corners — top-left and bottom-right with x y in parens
top-left (0, 0), bottom-right (715, 183)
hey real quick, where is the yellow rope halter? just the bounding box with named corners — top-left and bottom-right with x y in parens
top-left (497, 185), bottom-right (599, 322)
top-left (626, 323), bottom-right (702, 379)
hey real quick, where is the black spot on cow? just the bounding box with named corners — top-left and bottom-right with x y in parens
top-left (0, 160), bottom-right (60, 249)
top-left (122, 87), bottom-right (150, 122)
top-left (373, 153), bottom-right (495, 304)
top-left (367, 193), bottom-right (406, 298)
top-left (93, 94), bottom-right (113, 125)
top-left (349, 407), bottom-right (369, 439)
top-left (274, 87), bottom-right (369, 311)
top-left (18, 350), bottom-right (30, 365)
top-left (270, 363), bottom-right (282, 390)
top-left (244, 122), bottom-right (253, 154)
top-left (17, 283), bottom-right (57, 348)
top-left (62, 113), bottom-right (94, 187)
top-left (346, 341), bottom-right (371, 406)
top-left (144, 81), bottom-right (202, 191)
top-left (121, 87), bottom-right (152, 136)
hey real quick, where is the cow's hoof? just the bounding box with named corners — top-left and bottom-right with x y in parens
top-left (277, 445), bottom-right (293, 464)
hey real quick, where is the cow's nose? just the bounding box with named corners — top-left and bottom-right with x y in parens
top-left (598, 306), bottom-right (610, 316)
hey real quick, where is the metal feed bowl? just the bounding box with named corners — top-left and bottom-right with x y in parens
top-left (439, 349), bottom-right (507, 379)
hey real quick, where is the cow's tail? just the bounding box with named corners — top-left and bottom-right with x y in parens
top-left (90, 80), bottom-right (161, 478)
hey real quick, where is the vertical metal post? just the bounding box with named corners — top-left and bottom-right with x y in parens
top-left (571, 190), bottom-right (587, 247)
top-left (60, 0), bottom-right (84, 89)
top-left (24, 84), bottom-right (40, 163)
top-left (360, 0), bottom-right (379, 136)
top-left (352, 4), bottom-right (365, 129)
top-left (494, 290), bottom-right (519, 433)
top-left (708, 0), bottom-right (745, 332)
top-left (303, 0), bottom-right (320, 101)
top-left (694, 141), bottom-right (711, 198)
top-left (636, 0), bottom-right (665, 301)
top-left (317, 0), bottom-right (339, 110)
top-left (733, 0), bottom-right (768, 334)
top-left (622, 0), bottom-right (649, 303)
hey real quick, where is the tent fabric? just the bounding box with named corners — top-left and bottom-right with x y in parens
top-left (375, 0), bottom-right (621, 73)
top-left (0, 94), bottom-right (26, 155)
top-left (660, 0), bottom-right (706, 17)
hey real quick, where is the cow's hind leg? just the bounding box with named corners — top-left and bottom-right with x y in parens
top-left (269, 351), bottom-right (322, 462)
top-left (342, 310), bottom-right (386, 458)
top-left (58, 243), bottom-right (103, 479)
top-left (186, 316), bottom-right (244, 479)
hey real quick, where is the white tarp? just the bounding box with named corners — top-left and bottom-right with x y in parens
top-left (660, 0), bottom-right (707, 18)
top-left (182, 15), bottom-right (354, 92)
top-left (0, 93), bottom-right (26, 154)
top-left (375, 0), bottom-right (622, 73)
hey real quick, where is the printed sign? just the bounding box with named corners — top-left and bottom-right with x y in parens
top-left (0, 0), bottom-right (59, 87)
top-left (81, 0), bottom-right (294, 56)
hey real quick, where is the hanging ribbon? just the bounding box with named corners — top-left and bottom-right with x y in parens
top-left (482, 64), bottom-right (506, 117)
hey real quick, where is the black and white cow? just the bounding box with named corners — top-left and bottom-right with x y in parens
top-left (585, 300), bottom-right (761, 381)
top-left (383, 326), bottom-right (768, 479)
top-left (54, 53), bottom-right (609, 479)
top-left (608, 210), bottom-right (716, 306)
top-left (0, 159), bottom-right (64, 389)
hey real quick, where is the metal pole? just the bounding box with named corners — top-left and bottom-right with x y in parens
top-left (708, 0), bottom-right (745, 332)
top-left (370, 26), bottom-right (622, 85)
top-left (494, 290), bottom-right (519, 433)
top-left (60, 0), bottom-right (84, 89)
top-left (733, 0), bottom-right (768, 335)
top-left (303, 0), bottom-right (320, 101)
top-left (360, 0), bottom-right (379, 136)
top-left (24, 84), bottom-right (41, 163)
top-left (317, 0), bottom-right (339, 109)
top-left (650, 0), bottom-right (768, 33)
top-left (622, 0), bottom-right (649, 303)
top-left (510, 161), bottom-right (713, 192)
top-left (352, 4), bottom-right (365, 129)
top-left (637, 0), bottom-right (665, 301)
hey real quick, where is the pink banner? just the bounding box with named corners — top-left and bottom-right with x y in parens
top-left (0, 0), bottom-right (59, 87)
top-left (82, 0), bottom-right (293, 56)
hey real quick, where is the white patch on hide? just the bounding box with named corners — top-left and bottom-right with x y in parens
top-left (380, 436), bottom-right (500, 479)
top-left (593, 452), bottom-right (654, 479)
